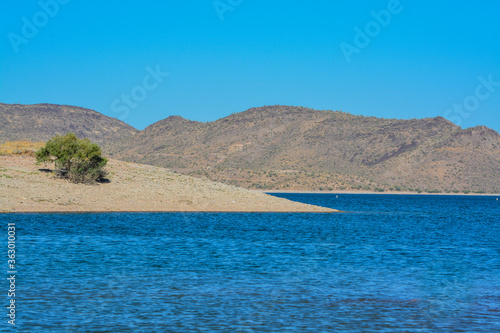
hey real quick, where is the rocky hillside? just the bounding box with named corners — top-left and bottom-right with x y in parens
top-left (109, 105), bottom-right (500, 193)
top-left (0, 103), bottom-right (137, 147)
top-left (2, 103), bottom-right (498, 193)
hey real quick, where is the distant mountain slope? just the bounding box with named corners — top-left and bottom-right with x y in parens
top-left (0, 103), bottom-right (138, 146)
top-left (3, 103), bottom-right (498, 193)
top-left (110, 105), bottom-right (500, 193)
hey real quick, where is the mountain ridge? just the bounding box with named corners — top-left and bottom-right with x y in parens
top-left (0, 103), bottom-right (138, 146)
top-left (109, 105), bottom-right (500, 193)
top-left (1, 103), bottom-right (499, 193)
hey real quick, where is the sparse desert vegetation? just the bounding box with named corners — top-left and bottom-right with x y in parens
top-left (0, 140), bottom-right (45, 156)
top-left (36, 133), bottom-right (108, 184)
top-left (0, 155), bottom-right (335, 213)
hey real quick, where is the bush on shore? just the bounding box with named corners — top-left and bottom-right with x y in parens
top-left (35, 133), bottom-right (108, 184)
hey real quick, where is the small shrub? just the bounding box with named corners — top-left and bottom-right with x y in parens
top-left (35, 133), bottom-right (107, 184)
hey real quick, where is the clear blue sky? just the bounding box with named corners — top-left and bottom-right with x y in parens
top-left (1, 0), bottom-right (499, 131)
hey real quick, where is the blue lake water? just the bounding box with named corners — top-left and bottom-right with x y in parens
top-left (2, 194), bottom-right (500, 332)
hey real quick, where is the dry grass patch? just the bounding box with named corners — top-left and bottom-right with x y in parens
top-left (0, 141), bottom-right (45, 157)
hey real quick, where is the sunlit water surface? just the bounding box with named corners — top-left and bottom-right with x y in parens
top-left (2, 194), bottom-right (500, 332)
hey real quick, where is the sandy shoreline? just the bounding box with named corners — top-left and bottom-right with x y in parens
top-left (2, 210), bottom-right (336, 214)
top-left (0, 156), bottom-right (337, 213)
top-left (264, 190), bottom-right (500, 196)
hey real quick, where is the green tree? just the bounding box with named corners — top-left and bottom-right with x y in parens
top-left (36, 133), bottom-right (108, 184)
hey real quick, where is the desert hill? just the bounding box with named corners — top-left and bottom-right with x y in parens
top-left (1, 103), bottom-right (499, 193)
top-left (109, 105), bottom-right (500, 193)
top-left (0, 103), bottom-right (137, 146)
